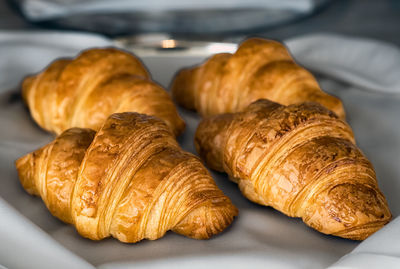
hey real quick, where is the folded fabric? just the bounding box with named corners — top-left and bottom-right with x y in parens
top-left (14, 0), bottom-right (317, 21)
top-left (0, 196), bottom-right (94, 269)
top-left (285, 33), bottom-right (400, 94)
top-left (0, 30), bottom-right (111, 90)
top-left (11, 0), bottom-right (328, 35)
top-left (0, 30), bottom-right (399, 269)
top-left (329, 217), bottom-right (400, 269)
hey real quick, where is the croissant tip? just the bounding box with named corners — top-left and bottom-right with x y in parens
top-left (173, 198), bottom-right (238, 240)
top-left (170, 68), bottom-right (197, 110)
top-left (305, 182), bottom-right (392, 240)
top-left (332, 218), bottom-right (391, 240)
top-left (15, 152), bottom-right (40, 196)
top-left (173, 118), bottom-right (186, 137)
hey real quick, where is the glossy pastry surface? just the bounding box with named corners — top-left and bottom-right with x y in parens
top-left (171, 38), bottom-right (345, 119)
top-left (16, 112), bottom-right (237, 242)
top-left (22, 48), bottom-right (185, 136)
top-left (195, 99), bottom-right (390, 240)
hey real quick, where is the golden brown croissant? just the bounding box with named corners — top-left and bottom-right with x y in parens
top-left (16, 112), bottom-right (237, 242)
top-left (22, 48), bottom-right (185, 136)
top-left (171, 38), bottom-right (345, 119)
top-left (195, 99), bottom-right (390, 240)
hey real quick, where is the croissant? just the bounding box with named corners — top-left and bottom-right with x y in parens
top-left (16, 112), bottom-right (237, 242)
top-left (22, 48), bottom-right (185, 136)
top-left (195, 99), bottom-right (390, 240)
top-left (171, 37), bottom-right (345, 119)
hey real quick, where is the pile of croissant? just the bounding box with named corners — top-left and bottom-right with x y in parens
top-left (16, 38), bottom-right (391, 243)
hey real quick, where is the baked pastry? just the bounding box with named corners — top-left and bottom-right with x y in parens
top-left (16, 112), bottom-right (237, 242)
top-left (171, 38), bottom-right (345, 119)
top-left (195, 99), bottom-right (390, 240)
top-left (22, 48), bottom-right (185, 136)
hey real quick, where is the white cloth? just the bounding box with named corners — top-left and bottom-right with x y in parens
top-left (285, 34), bottom-right (400, 94)
top-left (0, 31), bottom-right (399, 269)
top-left (16, 0), bottom-right (316, 21)
top-left (329, 217), bottom-right (400, 269)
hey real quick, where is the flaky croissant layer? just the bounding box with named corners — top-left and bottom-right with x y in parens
top-left (16, 112), bottom-right (237, 242)
top-left (171, 38), bottom-right (345, 119)
top-left (22, 48), bottom-right (185, 136)
top-left (195, 99), bottom-right (391, 240)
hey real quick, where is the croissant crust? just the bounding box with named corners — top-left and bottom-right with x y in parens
top-left (22, 48), bottom-right (185, 136)
top-left (171, 38), bottom-right (345, 119)
top-left (195, 99), bottom-right (390, 240)
top-left (16, 112), bottom-right (237, 242)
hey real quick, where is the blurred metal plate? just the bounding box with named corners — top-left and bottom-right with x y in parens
top-left (114, 34), bottom-right (237, 57)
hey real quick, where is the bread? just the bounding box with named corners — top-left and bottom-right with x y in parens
top-left (22, 48), bottom-right (185, 136)
top-left (171, 38), bottom-right (345, 119)
top-left (195, 99), bottom-right (390, 240)
top-left (16, 112), bottom-right (237, 242)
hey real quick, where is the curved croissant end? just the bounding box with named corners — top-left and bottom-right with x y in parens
top-left (22, 48), bottom-right (185, 136)
top-left (16, 112), bottom-right (237, 243)
top-left (195, 99), bottom-right (390, 240)
top-left (171, 38), bottom-right (345, 119)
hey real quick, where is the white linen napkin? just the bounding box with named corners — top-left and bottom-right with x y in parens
top-left (328, 217), bottom-right (400, 269)
top-left (0, 31), bottom-right (399, 269)
top-left (0, 30), bottom-right (111, 90)
top-left (0, 197), bottom-right (95, 269)
top-left (285, 33), bottom-right (400, 94)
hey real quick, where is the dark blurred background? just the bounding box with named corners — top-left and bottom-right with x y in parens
top-left (1, 0), bottom-right (399, 45)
